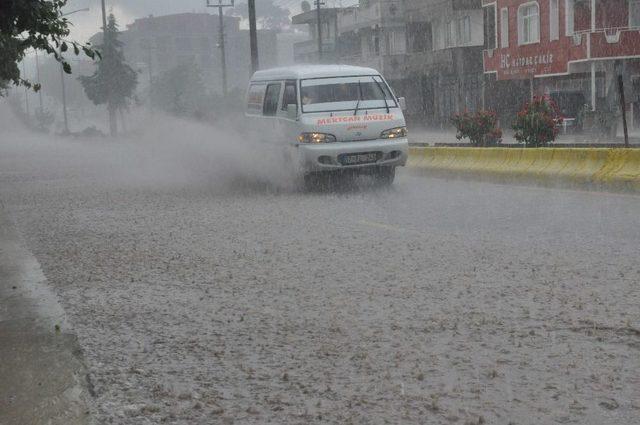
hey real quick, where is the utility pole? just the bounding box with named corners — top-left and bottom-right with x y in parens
top-left (206, 0), bottom-right (234, 97)
top-left (315, 0), bottom-right (325, 62)
top-left (618, 75), bottom-right (629, 148)
top-left (101, 0), bottom-right (107, 32)
top-left (248, 0), bottom-right (259, 72)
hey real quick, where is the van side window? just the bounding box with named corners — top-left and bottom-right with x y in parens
top-left (263, 83), bottom-right (281, 116)
top-left (247, 83), bottom-right (266, 114)
top-left (281, 81), bottom-right (297, 111)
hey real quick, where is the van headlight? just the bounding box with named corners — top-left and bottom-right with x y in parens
top-left (297, 132), bottom-right (337, 144)
top-left (380, 127), bottom-right (407, 139)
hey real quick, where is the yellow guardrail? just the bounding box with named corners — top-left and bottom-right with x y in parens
top-left (408, 147), bottom-right (640, 191)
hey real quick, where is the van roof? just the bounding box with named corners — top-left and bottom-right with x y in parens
top-left (250, 65), bottom-right (380, 81)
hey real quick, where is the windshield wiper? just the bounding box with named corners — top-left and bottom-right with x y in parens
top-left (353, 79), bottom-right (362, 116)
top-left (373, 77), bottom-right (390, 114)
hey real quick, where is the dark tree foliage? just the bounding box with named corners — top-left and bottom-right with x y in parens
top-left (79, 14), bottom-right (137, 136)
top-left (0, 0), bottom-right (97, 93)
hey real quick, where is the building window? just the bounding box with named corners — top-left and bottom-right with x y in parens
top-left (281, 81), bottom-right (297, 112)
top-left (483, 4), bottom-right (497, 50)
top-left (550, 0), bottom-right (559, 40)
top-left (388, 29), bottom-right (406, 54)
top-left (458, 16), bottom-right (472, 45)
top-left (565, 0), bottom-right (575, 35)
top-left (518, 2), bottom-right (540, 45)
top-left (408, 22), bottom-right (432, 52)
top-left (500, 8), bottom-right (509, 48)
top-left (445, 20), bottom-right (456, 47)
top-left (631, 0), bottom-right (640, 27)
top-left (263, 83), bottom-right (281, 116)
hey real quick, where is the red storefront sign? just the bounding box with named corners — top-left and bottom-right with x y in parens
top-left (498, 51), bottom-right (556, 77)
top-left (482, 0), bottom-right (575, 80)
top-left (483, 0), bottom-right (640, 81)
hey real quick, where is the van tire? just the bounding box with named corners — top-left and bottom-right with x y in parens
top-left (303, 172), bottom-right (331, 191)
top-left (375, 167), bottom-right (395, 186)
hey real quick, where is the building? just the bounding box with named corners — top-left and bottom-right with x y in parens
top-left (118, 13), bottom-right (278, 94)
top-left (291, 8), bottom-right (340, 63)
top-left (292, 1), bottom-right (483, 127)
top-left (401, 0), bottom-right (486, 126)
top-left (335, 0), bottom-right (407, 83)
top-left (482, 0), bottom-right (640, 127)
top-left (277, 31), bottom-right (310, 66)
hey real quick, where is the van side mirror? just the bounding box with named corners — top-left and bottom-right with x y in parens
top-left (286, 104), bottom-right (298, 120)
top-left (398, 97), bottom-right (407, 111)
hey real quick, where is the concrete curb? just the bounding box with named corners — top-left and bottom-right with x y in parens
top-left (408, 147), bottom-right (640, 192)
top-left (0, 208), bottom-right (90, 425)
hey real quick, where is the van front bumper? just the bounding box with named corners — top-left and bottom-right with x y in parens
top-left (294, 138), bottom-right (408, 173)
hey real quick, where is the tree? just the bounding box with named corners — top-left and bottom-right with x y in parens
top-left (0, 0), bottom-right (97, 93)
top-left (79, 14), bottom-right (137, 137)
top-left (149, 62), bottom-right (208, 118)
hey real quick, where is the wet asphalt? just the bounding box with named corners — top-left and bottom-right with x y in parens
top-left (0, 129), bottom-right (639, 424)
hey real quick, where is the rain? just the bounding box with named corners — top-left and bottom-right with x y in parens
top-left (1, 1), bottom-right (639, 424)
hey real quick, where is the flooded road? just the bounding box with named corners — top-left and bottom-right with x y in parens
top-left (0, 129), bottom-right (639, 424)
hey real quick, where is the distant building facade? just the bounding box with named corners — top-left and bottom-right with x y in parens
top-left (291, 8), bottom-right (339, 63)
top-left (402, 0), bottom-right (485, 126)
top-left (335, 0), bottom-right (407, 83)
top-left (120, 13), bottom-right (278, 94)
top-left (482, 0), bottom-right (640, 127)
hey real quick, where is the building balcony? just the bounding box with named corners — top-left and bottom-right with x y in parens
top-left (573, 27), bottom-right (640, 59)
top-left (294, 39), bottom-right (336, 55)
top-left (483, 26), bottom-right (640, 80)
top-left (293, 39), bottom-right (337, 62)
top-left (338, 9), bottom-right (405, 34)
top-left (405, 49), bottom-right (454, 73)
top-left (337, 53), bottom-right (407, 80)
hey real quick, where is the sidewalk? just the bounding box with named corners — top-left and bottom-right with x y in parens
top-left (0, 208), bottom-right (89, 425)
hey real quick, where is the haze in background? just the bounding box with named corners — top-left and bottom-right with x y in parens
top-left (62, 0), bottom-right (359, 41)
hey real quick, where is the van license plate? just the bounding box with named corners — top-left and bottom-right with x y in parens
top-left (339, 152), bottom-right (380, 165)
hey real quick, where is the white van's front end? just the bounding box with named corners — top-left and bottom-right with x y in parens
top-left (293, 110), bottom-right (408, 172)
top-left (246, 66), bottom-right (409, 186)
top-left (291, 73), bottom-right (408, 178)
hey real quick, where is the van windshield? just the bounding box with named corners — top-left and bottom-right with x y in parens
top-left (300, 76), bottom-right (396, 113)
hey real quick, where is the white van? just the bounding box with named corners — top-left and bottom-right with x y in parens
top-left (246, 65), bottom-right (408, 186)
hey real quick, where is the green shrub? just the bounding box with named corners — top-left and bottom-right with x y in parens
top-left (513, 96), bottom-right (563, 147)
top-left (451, 110), bottom-right (502, 147)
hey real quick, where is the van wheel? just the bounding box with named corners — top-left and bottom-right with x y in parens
top-left (374, 167), bottom-right (396, 186)
top-left (303, 172), bottom-right (331, 191)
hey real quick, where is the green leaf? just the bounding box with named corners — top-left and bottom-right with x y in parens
top-left (62, 62), bottom-right (71, 74)
top-left (73, 44), bottom-right (80, 55)
top-left (60, 42), bottom-right (68, 52)
top-left (82, 46), bottom-right (95, 59)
